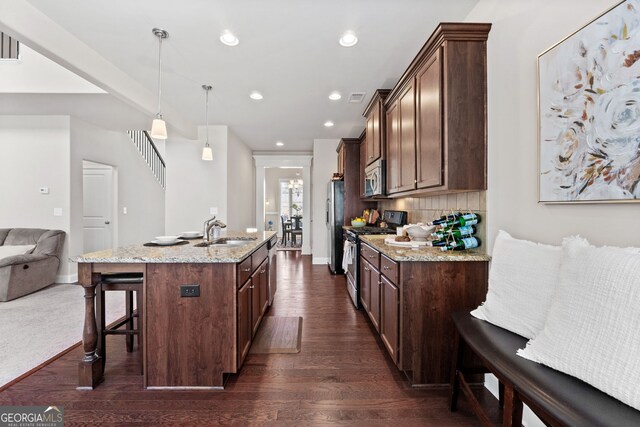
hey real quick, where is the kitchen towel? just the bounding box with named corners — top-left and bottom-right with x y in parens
top-left (342, 240), bottom-right (354, 272)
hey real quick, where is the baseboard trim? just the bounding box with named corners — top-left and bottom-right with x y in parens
top-left (56, 273), bottom-right (78, 284)
top-left (312, 257), bottom-right (329, 265)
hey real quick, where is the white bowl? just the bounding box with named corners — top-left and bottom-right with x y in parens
top-left (181, 231), bottom-right (201, 238)
top-left (155, 235), bottom-right (179, 243)
top-left (404, 225), bottom-right (435, 241)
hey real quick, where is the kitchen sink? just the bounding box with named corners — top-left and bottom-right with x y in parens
top-left (194, 237), bottom-right (256, 248)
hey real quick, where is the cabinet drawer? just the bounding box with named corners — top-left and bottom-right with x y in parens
top-left (252, 243), bottom-right (268, 267)
top-left (237, 256), bottom-right (252, 287)
top-left (380, 255), bottom-right (398, 284)
top-left (360, 244), bottom-right (380, 270)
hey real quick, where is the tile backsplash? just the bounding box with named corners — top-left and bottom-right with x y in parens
top-left (377, 191), bottom-right (487, 247)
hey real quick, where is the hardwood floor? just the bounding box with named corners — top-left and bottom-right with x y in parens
top-left (0, 251), bottom-right (495, 425)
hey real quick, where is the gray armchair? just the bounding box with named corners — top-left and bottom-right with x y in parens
top-left (0, 228), bottom-right (66, 302)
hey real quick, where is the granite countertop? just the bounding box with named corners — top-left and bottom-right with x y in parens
top-left (75, 231), bottom-right (277, 264)
top-left (359, 235), bottom-right (491, 262)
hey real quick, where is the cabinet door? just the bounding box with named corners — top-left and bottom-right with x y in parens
top-left (360, 136), bottom-right (367, 197)
top-left (416, 50), bottom-right (443, 189)
top-left (259, 261), bottom-right (269, 316)
top-left (369, 267), bottom-right (381, 333)
top-left (360, 257), bottom-right (370, 312)
top-left (372, 106), bottom-right (381, 162)
top-left (386, 102), bottom-right (400, 194)
top-left (398, 81), bottom-right (416, 192)
top-left (380, 275), bottom-right (399, 365)
top-left (251, 272), bottom-right (261, 337)
top-left (367, 113), bottom-right (375, 164)
top-left (337, 146), bottom-right (345, 175)
top-left (237, 279), bottom-right (252, 367)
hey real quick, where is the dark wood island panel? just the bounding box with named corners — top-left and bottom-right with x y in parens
top-left (145, 263), bottom-right (237, 389)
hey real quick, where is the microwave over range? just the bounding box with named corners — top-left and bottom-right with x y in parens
top-left (364, 159), bottom-right (385, 197)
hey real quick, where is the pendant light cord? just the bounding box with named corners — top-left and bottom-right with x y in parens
top-left (205, 89), bottom-right (209, 145)
top-left (157, 36), bottom-right (163, 117)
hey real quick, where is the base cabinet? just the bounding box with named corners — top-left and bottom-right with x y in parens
top-left (237, 251), bottom-right (270, 369)
top-left (380, 275), bottom-right (399, 365)
top-left (359, 243), bottom-right (489, 385)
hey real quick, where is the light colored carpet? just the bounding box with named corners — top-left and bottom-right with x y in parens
top-left (249, 316), bottom-right (303, 354)
top-left (0, 283), bottom-right (125, 387)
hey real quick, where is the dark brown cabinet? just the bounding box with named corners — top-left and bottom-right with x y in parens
top-left (363, 90), bottom-right (390, 168)
top-left (359, 131), bottom-right (367, 197)
top-left (416, 49), bottom-right (443, 189)
top-left (237, 246), bottom-right (270, 369)
top-left (384, 23), bottom-right (490, 196)
top-left (380, 274), bottom-right (399, 365)
top-left (338, 139), bottom-right (376, 222)
top-left (237, 279), bottom-right (252, 366)
top-left (359, 241), bottom-right (488, 385)
top-left (360, 258), bottom-right (370, 312)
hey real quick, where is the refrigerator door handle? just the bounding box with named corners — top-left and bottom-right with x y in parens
top-left (326, 198), bottom-right (330, 225)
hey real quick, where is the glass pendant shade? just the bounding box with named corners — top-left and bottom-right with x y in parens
top-left (150, 117), bottom-right (167, 139)
top-left (202, 145), bottom-right (213, 161)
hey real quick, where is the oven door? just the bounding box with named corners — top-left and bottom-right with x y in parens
top-left (344, 233), bottom-right (359, 308)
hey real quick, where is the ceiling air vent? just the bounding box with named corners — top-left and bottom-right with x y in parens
top-left (0, 33), bottom-right (20, 60)
top-left (348, 92), bottom-right (366, 103)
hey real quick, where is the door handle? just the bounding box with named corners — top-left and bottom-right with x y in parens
top-left (104, 221), bottom-right (110, 225)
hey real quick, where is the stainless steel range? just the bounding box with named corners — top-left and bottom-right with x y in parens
top-left (343, 210), bottom-right (407, 308)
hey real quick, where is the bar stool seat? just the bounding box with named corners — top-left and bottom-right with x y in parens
top-left (95, 272), bottom-right (143, 374)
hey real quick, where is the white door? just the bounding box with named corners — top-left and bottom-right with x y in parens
top-left (83, 166), bottom-right (114, 253)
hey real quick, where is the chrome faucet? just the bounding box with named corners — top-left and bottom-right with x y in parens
top-left (203, 216), bottom-right (227, 242)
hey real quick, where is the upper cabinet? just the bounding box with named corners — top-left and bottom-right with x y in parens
top-left (384, 23), bottom-right (491, 196)
top-left (363, 90), bottom-right (391, 167)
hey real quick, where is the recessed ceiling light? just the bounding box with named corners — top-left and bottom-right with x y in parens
top-left (339, 31), bottom-right (358, 47)
top-left (328, 91), bottom-right (342, 101)
top-left (250, 91), bottom-right (263, 100)
top-left (220, 30), bottom-right (239, 46)
top-left (276, 141), bottom-right (284, 146)
top-left (324, 121), bottom-right (334, 127)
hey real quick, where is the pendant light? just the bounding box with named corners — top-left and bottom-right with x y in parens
top-left (202, 84), bottom-right (213, 161)
top-left (150, 28), bottom-right (169, 140)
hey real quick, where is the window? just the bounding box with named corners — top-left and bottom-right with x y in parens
top-left (279, 179), bottom-right (303, 217)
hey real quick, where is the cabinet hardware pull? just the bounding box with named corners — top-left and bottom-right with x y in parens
top-left (383, 266), bottom-right (390, 270)
top-left (369, 255), bottom-right (375, 258)
top-left (242, 268), bottom-right (251, 272)
top-left (364, 267), bottom-right (369, 271)
top-left (260, 269), bottom-right (266, 274)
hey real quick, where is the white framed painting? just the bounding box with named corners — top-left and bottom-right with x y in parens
top-left (539, 0), bottom-right (640, 203)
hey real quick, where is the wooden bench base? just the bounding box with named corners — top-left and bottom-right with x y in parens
top-left (450, 312), bottom-right (640, 427)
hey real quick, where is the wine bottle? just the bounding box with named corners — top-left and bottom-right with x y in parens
top-left (440, 237), bottom-right (481, 251)
top-left (427, 213), bottom-right (462, 226)
top-left (436, 213), bottom-right (480, 228)
top-left (431, 225), bottom-right (476, 240)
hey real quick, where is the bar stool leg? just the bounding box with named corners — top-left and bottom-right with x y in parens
top-left (136, 288), bottom-right (144, 375)
top-left (95, 283), bottom-right (106, 376)
top-left (125, 291), bottom-right (134, 352)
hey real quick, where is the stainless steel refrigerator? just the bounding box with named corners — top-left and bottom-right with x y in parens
top-left (326, 180), bottom-right (345, 274)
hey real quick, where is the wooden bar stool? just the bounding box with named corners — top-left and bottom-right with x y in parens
top-left (95, 272), bottom-right (143, 375)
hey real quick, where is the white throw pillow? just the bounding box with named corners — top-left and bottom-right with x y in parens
top-left (518, 237), bottom-right (640, 411)
top-left (471, 230), bottom-right (562, 339)
top-left (0, 244), bottom-right (36, 259)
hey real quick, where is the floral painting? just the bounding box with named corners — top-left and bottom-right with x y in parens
top-left (539, 0), bottom-right (640, 202)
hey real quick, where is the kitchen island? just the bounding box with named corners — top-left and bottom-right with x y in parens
top-left (76, 231), bottom-right (277, 390)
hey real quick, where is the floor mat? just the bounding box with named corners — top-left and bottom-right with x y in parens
top-left (249, 316), bottom-right (303, 354)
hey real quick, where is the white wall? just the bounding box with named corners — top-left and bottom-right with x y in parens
top-left (466, 0), bottom-right (640, 251)
top-left (311, 139), bottom-right (339, 264)
top-left (0, 44), bottom-right (105, 94)
top-left (0, 116), bottom-right (71, 278)
top-left (165, 126), bottom-right (228, 234)
top-left (69, 117), bottom-right (165, 278)
top-left (226, 129), bottom-right (255, 230)
top-left (464, 1), bottom-right (640, 425)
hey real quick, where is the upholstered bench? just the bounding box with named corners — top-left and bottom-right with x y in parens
top-left (450, 311), bottom-right (640, 427)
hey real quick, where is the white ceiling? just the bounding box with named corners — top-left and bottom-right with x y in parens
top-left (17, 0), bottom-right (479, 151)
